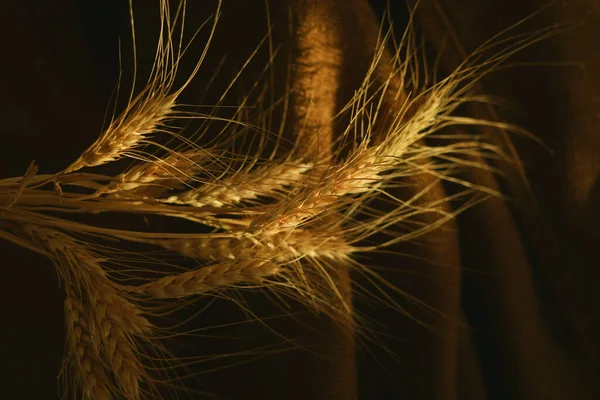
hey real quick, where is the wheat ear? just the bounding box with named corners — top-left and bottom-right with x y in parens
top-left (28, 225), bottom-right (151, 400)
top-left (147, 229), bottom-right (354, 263)
top-left (65, 94), bottom-right (177, 173)
top-left (102, 148), bottom-right (216, 197)
top-left (64, 294), bottom-right (113, 400)
top-left (163, 159), bottom-right (314, 207)
top-left (134, 259), bottom-right (281, 298)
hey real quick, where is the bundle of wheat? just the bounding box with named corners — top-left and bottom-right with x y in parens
top-left (0, 0), bottom-right (556, 398)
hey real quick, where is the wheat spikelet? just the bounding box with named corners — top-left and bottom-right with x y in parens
top-left (88, 286), bottom-right (150, 400)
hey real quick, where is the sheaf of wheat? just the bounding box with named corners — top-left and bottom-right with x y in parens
top-left (0, 1), bottom-right (554, 398)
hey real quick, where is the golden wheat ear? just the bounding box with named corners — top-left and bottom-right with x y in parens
top-left (64, 92), bottom-right (177, 173)
top-left (62, 0), bottom-right (220, 176)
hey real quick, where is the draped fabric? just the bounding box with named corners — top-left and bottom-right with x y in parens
top-left (1, 1), bottom-right (598, 398)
